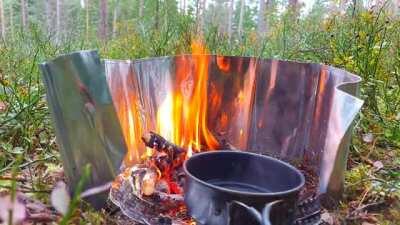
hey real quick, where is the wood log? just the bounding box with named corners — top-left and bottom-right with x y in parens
top-left (142, 132), bottom-right (188, 172)
top-left (142, 132), bottom-right (185, 160)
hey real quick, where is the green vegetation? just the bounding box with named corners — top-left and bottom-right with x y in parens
top-left (0, 0), bottom-right (399, 224)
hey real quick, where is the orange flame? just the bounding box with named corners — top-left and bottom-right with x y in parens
top-left (157, 41), bottom-right (219, 158)
top-left (110, 41), bottom-right (221, 164)
top-left (106, 66), bottom-right (145, 165)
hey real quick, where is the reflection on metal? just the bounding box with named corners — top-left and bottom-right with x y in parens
top-left (40, 51), bottom-right (126, 207)
top-left (40, 51), bottom-right (363, 208)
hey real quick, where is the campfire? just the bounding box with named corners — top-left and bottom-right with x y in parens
top-left (106, 42), bottom-right (317, 225)
top-left (109, 42), bottom-right (246, 224)
top-left (40, 43), bottom-right (363, 225)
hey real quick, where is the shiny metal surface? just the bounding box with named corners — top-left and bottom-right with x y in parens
top-left (40, 51), bottom-right (363, 208)
top-left (40, 51), bottom-right (126, 207)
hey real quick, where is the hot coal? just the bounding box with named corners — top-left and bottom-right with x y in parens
top-left (109, 165), bottom-right (189, 225)
top-left (109, 132), bottom-right (194, 224)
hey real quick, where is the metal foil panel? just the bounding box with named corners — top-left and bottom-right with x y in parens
top-left (40, 51), bottom-right (126, 207)
top-left (41, 51), bottom-right (363, 208)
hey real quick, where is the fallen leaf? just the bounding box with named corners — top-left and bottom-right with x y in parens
top-left (321, 212), bottom-right (334, 225)
top-left (373, 161), bottom-right (384, 170)
top-left (0, 195), bottom-right (26, 224)
top-left (362, 133), bottom-right (374, 143)
top-left (51, 181), bottom-right (70, 215)
top-left (396, 112), bottom-right (400, 120)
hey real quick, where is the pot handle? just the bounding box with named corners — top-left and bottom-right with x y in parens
top-left (261, 200), bottom-right (282, 225)
top-left (228, 200), bottom-right (282, 225)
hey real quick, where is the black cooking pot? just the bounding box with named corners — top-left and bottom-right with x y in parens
top-left (183, 151), bottom-right (305, 225)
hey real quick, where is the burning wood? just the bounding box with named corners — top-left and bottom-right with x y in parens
top-left (109, 164), bottom-right (188, 224)
top-left (142, 132), bottom-right (186, 159)
top-left (110, 131), bottom-right (323, 225)
top-left (110, 131), bottom-right (241, 224)
top-left (110, 132), bottom-right (193, 224)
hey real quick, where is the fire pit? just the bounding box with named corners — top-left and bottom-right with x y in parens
top-left (40, 46), bottom-right (363, 225)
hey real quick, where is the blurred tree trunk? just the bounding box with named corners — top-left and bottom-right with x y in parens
top-left (195, 0), bottom-right (199, 31)
top-left (238, 0), bottom-right (245, 38)
top-left (196, 0), bottom-right (206, 34)
top-left (45, 0), bottom-right (52, 35)
top-left (180, 0), bottom-right (186, 14)
top-left (99, 0), bottom-right (108, 41)
top-left (56, 0), bottom-right (62, 43)
top-left (21, 0), bottom-right (28, 31)
top-left (9, 3), bottom-right (13, 40)
top-left (112, 0), bottom-right (119, 38)
top-left (339, 0), bottom-right (348, 11)
top-left (203, 0), bottom-right (207, 30)
top-left (196, 0), bottom-right (199, 17)
top-left (155, 0), bottom-right (159, 29)
top-left (288, 0), bottom-right (298, 7)
top-left (288, 0), bottom-right (299, 13)
top-left (0, 0), bottom-right (5, 39)
top-left (86, 0), bottom-right (89, 42)
top-left (138, 0), bottom-right (144, 18)
top-left (227, 0), bottom-right (234, 41)
top-left (257, 0), bottom-right (266, 38)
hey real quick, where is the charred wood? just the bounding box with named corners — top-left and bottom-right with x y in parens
top-left (142, 132), bottom-right (185, 160)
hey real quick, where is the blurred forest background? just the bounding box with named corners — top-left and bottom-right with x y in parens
top-left (0, 0), bottom-right (399, 224)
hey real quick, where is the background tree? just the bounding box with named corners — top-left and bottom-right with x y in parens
top-left (45, 0), bottom-right (53, 35)
top-left (0, 0), bottom-right (5, 39)
top-left (85, 0), bottom-right (89, 42)
top-left (139, 0), bottom-right (144, 18)
top-left (20, 0), bottom-right (27, 30)
top-left (257, 0), bottom-right (266, 37)
top-left (99, 0), bottom-right (108, 41)
top-left (227, 0), bottom-right (234, 41)
top-left (112, 0), bottom-right (120, 38)
top-left (237, 0), bottom-right (245, 38)
top-left (180, 0), bottom-right (186, 14)
top-left (155, 0), bottom-right (160, 29)
top-left (56, 0), bottom-right (62, 43)
top-left (9, 1), bottom-right (13, 39)
top-left (288, 0), bottom-right (299, 11)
